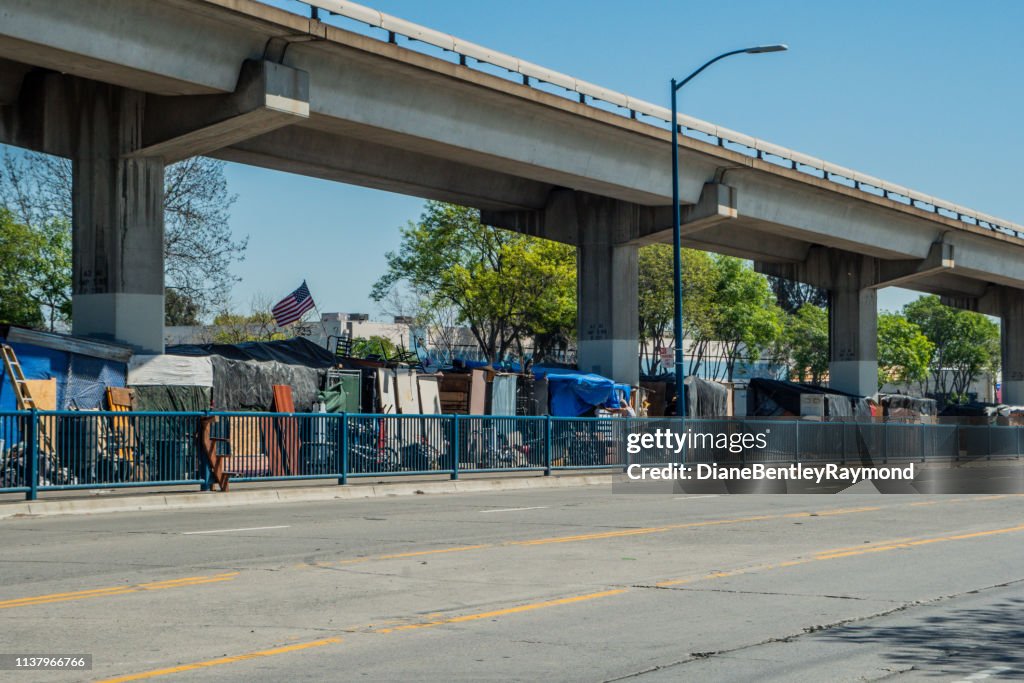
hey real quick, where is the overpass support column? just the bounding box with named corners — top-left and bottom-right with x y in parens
top-left (568, 194), bottom-right (639, 386)
top-left (70, 82), bottom-right (165, 353)
top-left (998, 290), bottom-right (1024, 405)
top-left (828, 252), bottom-right (878, 396)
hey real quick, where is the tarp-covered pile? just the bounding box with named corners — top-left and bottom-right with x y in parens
top-left (879, 394), bottom-right (937, 422)
top-left (538, 370), bottom-right (631, 417)
top-left (684, 376), bottom-right (729, 417)
top-left (748, 378), bottom-right (872, 418)
top-left (168, 338), bottom-right (336, 412)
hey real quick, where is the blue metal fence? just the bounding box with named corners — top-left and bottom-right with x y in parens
top-left (1, 411), bottom-right (1022, 500)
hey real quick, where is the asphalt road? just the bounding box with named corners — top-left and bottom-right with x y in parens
top-left (1, 487), bottom-right (1022, 682)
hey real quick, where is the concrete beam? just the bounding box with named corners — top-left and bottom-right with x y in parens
top-left (870, 240), bottom-right (955, 290)
top-left (226, 125), bottom-right (553, 213)
top-left (132, 60), bottom-right (309, 164)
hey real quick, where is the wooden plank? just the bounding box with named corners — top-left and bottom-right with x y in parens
top-left (271, 385), bottom-right (300, 476)
top-left (23, 379), bottom-right (56, 410)
top-left (377, 368), bottom-right (396, 414)
top-left (468, 369), bottom-right (487, 415)
top-left (418, 375), bottom-right (442, 414)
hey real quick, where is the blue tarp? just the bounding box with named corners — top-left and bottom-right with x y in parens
top-left (0, 339), bottom-right (127, 450)
top-left (539, 371), bottom-right (631, 417)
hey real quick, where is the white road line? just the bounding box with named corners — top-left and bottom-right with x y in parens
top-left (672, 495), bottom-right (720, 500)
top-left (480, 506), bottom-right (550, 513)
top-left (182, 525), bottom-right (290, 535)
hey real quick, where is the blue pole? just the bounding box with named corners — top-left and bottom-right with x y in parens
top-left (26, 409), bottom-right (38, 501)
top-left (339, 413), bottom-right (348, 485)
top-left (451, 415), bottom-right (460, 480)
top-left (544, 415), bottom-right (552, 476)
top-left (671, 79), bottom-right (685, 418)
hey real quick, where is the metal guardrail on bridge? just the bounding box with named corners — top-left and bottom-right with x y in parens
top-left (287, 0), bottom-right (1024, 240)
top-left (1, 411), bottom-right (1021, 500)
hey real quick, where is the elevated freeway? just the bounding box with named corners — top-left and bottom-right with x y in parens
top-left (0, 0), bottom-right (1021, 396)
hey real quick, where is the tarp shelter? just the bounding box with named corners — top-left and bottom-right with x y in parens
top-left (167, 338), bottom-right (336, 412)
top-left (0, 329), bottom-right (130, 449)
top-left (747, 378), bottom-right (871, 418)
top-left (128, 354), bottom-right (214, 412)
top-left (539, 370), bottom-right (631, 417)
top-left (683, 376), bottom-right (729, 417)
top-left (879, 394), bottom-right (937, 422)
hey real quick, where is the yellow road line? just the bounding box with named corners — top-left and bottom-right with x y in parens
top-left (377, 589), bottom-right (628, 633)
top-left (656, 521), bottom-right (1024, 586)
top-left (94, 637), bottom-right (342, 683)
top-left (814, 523), bottom-right (1024, 560)
top-left (308, 496), bottom-right (1020, 568)
top-left (98, 590), bottom-right (625, 680)
top-left (0, 572), bottom-right (239, 610)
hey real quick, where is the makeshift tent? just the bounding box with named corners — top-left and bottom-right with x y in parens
top-left (879, 394), bottom-right (937, 422)
top-left (0, 330), bottom-right (129, 449)
top-left (683, 376), bottom-right (729, 417)
top-left (540, 370), bottom-right (631, 418)
top-left (747, 378), bottom-right (871, 418)
top-left (167, 339), bottom-right (332, 412)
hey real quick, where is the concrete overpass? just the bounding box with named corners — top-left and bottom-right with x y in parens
top-left (0, 0), bottom-right (1022, 398)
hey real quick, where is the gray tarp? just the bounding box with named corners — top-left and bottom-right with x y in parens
top-left (210, 357), bottom-right (326, 412)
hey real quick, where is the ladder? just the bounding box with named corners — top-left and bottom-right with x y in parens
top-left (1, 344), bottom-right (37, 409)
top-left (1, 343), bottom-right (55, 455)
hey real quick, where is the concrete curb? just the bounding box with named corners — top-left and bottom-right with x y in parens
top-left (0, 474), bottom-right (615, 520)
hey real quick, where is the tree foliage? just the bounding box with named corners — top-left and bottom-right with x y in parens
top-left (637, 245), bottom-right (716, 375)
top-left (0, 209), bottom-right (70, 330)
top-left (877, 312), bottom-right (934, 389)
top-left (780, 304), bottom-right (829, 384)
top-left (351, 335), bottom-right (398, 360)
top-left (697, 256), bottom-right (784, 381)
top-left (0, 150), bottom-right (246, 323)
top-left (371, 202), bottom-right (576, 363)
top-left (904, 295), bottom-right (999, 401)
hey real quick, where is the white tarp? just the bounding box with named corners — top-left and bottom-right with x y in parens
top-left (128, 354), bottom-right (214, 387)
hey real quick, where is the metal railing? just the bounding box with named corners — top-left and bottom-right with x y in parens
top-left (2, 411), bottom-right (1022, 500)
top-left (287, 0), bottom-right (1024, 240)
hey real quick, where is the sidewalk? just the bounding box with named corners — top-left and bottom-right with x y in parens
top-left (0, 471), bottom-right (615, 520)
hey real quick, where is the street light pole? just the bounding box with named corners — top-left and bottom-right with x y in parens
top-left (670, 44), bottom-right (787, 417)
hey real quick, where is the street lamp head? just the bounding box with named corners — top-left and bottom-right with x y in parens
top-left (744, 44), bottom-right (788, 54)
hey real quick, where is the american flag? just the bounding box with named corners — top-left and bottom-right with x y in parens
top-left (271, 281), bottom-right (316, 327)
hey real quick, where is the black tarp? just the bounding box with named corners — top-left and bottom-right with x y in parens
top-left (133, 385), bottom-right (212, 412)
top-left (748, 378), bottom-right (871, 418)
top-left (167, 338), bottom-right (336, 367)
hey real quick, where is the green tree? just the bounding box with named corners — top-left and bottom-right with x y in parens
top-left (0, 209), bottom-right (45, 328)
top-left (693, 256), bottom-right (784, 381)
top-left (877, 312), bottom-right (934, 389)
top-left (372, 202), bottom-right (576, 363)
top-left (904, 295), bottom-right (1000, 401)
top-left (351, 335), bottom-right (398, 359)
top-left (165, 289), bottom-right (202, 326)
top-left (637, 245), bottom-right (716, 375)
top-left (781, 304), bottom-right (829, 384)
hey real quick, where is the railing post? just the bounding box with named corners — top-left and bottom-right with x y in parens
top-left (339, 413), bottom-right (348, 485)
top-left (545, 415), bottom-right (552, 476)
top-left (451, 415), bottom-right (460, 480)
top-left (199, 411), bottom-right (212, 491)
top-left (794, 419), bottom-right (800, 464)
top-left (26, 409), bottom-right (39, 501)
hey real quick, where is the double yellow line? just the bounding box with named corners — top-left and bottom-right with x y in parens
top-left (0, 572), bottom-right (239, 610)
top-left (96, 515), bottom-right (1024, 682)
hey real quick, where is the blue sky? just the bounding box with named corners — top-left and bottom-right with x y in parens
top-left (174, 1), bottom-right (1024, 315)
